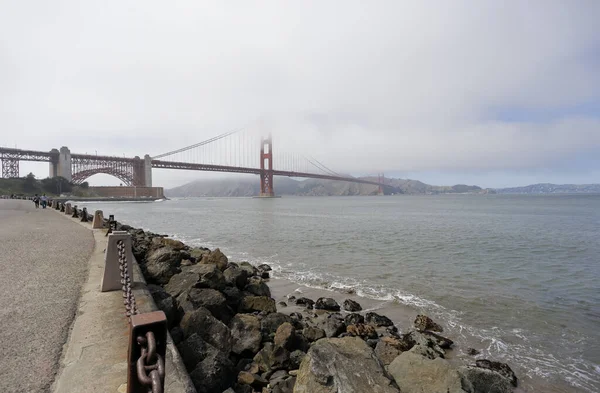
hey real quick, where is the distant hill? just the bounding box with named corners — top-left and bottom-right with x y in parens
top-left (165, 176), bottom-right (486, 197)
top-left (495, 183), bottom-right (600, 194)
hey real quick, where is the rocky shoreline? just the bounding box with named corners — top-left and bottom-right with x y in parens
top-left (117, 221), bottom-right (518, 393)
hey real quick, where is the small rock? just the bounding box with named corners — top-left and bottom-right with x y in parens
top-left (460, 366), bottom-right (513, 393)
top-left (257, 263), bottom-right (272, 272)
top-left (319, 313), bottom-right (346, 337)
top-left (274, 322), bottom-right (297, 351)
top-left (315, 297), bottom-right (341, 311)
top-left (475, 359), bottom-right (518, 387)
top-left (467, 348), bottom-right (481, 356)
top-left (261, 313), bottom-right (293, 341)
top-left (287, 295), bottom-right (296, 301)
top-left (365, 312), bottom-right (394, 327)
top-left (278, 301), bottom-right (287, 307)
top-left (239, 296), bottom-right (277, 313)
top-left (289, 350), bottom-right (306, 369)
top-left (238, 371), bottom-right (269, 389)
top-left (343, 299), bottom-right (362, 312)
top-left (288, 370), bottom-right (298, 376)
top-left (374, 339), bottom-right (403, 365)
top-left (245, 276), bottom-right (271, 297)
top-left (413, 314), bottom-right (443, 332)
top-left (346, 323), bottom-right (378, 339)
top-left (295, 297), bottom-right (315, 309)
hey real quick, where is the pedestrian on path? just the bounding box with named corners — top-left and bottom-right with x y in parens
top-left (41, 194), bottom-right (48, 209)
top-left (33, 194), bottom-right (40, 208)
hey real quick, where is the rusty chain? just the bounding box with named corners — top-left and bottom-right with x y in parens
top-left (136, 332), bottom-right (166, 393)
top-left (117, 240), bottom-right (165, 393)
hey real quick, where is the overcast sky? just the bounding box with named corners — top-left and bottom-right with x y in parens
top-left (1, 1), bottom-right (599, 188)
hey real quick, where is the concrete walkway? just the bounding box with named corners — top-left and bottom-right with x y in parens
top-left (0, 200), bottom-right (94, 393)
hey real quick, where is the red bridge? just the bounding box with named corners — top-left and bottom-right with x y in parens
top-left (0, 131), bottom-right (389, 196)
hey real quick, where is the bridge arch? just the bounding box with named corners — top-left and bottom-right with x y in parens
top-left (71, 168), bottom-right (135, 186)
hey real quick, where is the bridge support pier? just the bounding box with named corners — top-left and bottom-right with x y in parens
top-left (57, 146), bottom-right (72, 181)
top-left (144, 154), bottom-right (152, 187)
top-left (259, 135), bottom-right (275, 197)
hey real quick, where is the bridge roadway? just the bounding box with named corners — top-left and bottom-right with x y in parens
top-left (0, 200), bottom-right (93, 393)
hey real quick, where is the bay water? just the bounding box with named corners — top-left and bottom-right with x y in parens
top-left (78, 195), bottom-right (600, 392)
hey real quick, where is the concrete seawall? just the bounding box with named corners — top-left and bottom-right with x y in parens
top-left (51, 207), bottom-right (196, 393)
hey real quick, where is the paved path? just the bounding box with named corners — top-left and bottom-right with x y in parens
top-left (0, 200), bottom-right (94, 393)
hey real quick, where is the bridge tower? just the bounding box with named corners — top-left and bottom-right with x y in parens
top-left (378, 173), bottom-right (385, 195)
top-left (259, 135), bottom-right (275, 197)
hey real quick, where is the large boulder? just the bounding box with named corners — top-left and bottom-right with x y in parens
top-left (183, 263), bottom-right (227, 291)
top-left (401, 330), bottom-right (454, 359)
top-left (302, 326), bottom-right (326, 342)
top-left (253, 342), bottom-right (291, 373)
top-left (180, 307), bottom-right (233, 354)
top-left (238, 261), bottom-right (258, 277)
top-left (295, 297), bottom-right (315, 309)
top-left (153, 237), bottom-right (186, 250)
top-left (414, 314), bottom-right (443, 332)
top-left (164, 271), bottom-right (200, 298)
top-left (388, 351), bottom-right (469, 393)
top-left (460, 366), bottom-right (513, 393)
top-left (239, 295), bottom-right (276, 313)
top-left (244, 276), bottom-right (272, 297)
top-left (144, 247), bottom-right (182, 284)
top-left (344, 313), bottom-right (364, 326)
top-left (186, 288), bottom-right (233, 324)
top-left (189, 247), bottom-right (210, 262)
top-left (315, 297), bottom-right (341, 311)
top-left (223, 266), bottom-right (249, 289)
top-left (178, 333), bottom-right (235, 393)
top-left (294, 337), bottom-right (399, 393)
top-left (147, 284), bottom-right (176, 328)
top-left (229, 314), bottom-right (262, 355)
top-left (200, 248), bottom-right (229, 271)
top-left (343, 299), bottom-right (362, 312)
top-left (274, 322), bottom-right (306, 352)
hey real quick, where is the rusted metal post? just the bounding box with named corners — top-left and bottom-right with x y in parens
top-left (101, 231), bottom-right (134, 292)
top-left (128, 311), bottom-right (167, 393)
top-left (80, 207), bottom-right (89, 222)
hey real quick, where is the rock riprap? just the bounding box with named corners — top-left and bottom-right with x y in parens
top-left (119, 222), bottom-right (517, 393)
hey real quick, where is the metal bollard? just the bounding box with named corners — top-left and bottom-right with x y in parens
top-left (127, 311), bottom-right (167, 393)
top-left (60, 203), bottom-right (65, 212)
top-left (105, 214), bottom-right (117, 236)
top-left (72, 205), bottom-right (79, 218)
top-left (80, 207), bottom-right (89, 222)
top-left (101, 231), bottom-right (134, 292)
top-left (54, 201), bottom-right (60, 210)
top-left (92, 210), bottom-right (104, 229)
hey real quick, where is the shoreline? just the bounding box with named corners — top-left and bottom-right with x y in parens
top-left (107, 218), bottom-right (527, 393)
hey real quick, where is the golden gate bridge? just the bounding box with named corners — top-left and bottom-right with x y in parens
top-left (0, 130), bottom-right (389, 196)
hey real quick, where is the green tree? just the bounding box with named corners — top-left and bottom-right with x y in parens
top-left (80, 181), bottom-right (89, 189)
top-left (23, 173), bottom-right (37, 193)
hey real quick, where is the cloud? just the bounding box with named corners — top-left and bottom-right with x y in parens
top-left (1, 1), bottom-right (599, 187)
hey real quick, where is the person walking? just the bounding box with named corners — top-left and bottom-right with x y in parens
top-left (41, 194), bottom-right (48, 209)
top-left (33, 194), bottom-right (40, 208)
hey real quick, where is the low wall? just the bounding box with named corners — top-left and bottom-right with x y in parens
top-left (89, 186), bottom-right (164, 199)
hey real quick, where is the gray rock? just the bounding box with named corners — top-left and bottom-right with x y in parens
top-left (388, 351), bottom-right (469, 393)
top-left (274, 322), bottom-right (297, 351)
top-left (346, 323), bottom-right (378, 339)
top-left (302, 326), bottom-right (326, 342)
top-left (294, 337), bottom-right (399, 393)
top-left (200, 247), bottom-right (229, 271)
top-left (187, 288), bottom-right (234, 324)
top-left (239, 295), bottom-right (276, 314)
top-left (295, 297), bottom-right (315, 309)
top-left (244, 276), bottom-right (272, 297)
top-left (261, 313), bottom-right (293, 341)
top-left (365, 312), bottom-right (394, 327)
top-left (272, 376), bottom-right (296, 393)
top-left (180, 307), bottom-right (233, 354)
top-left (289, 350), bottom-right (306, 369)
top-left (460, 366), bottom-right (513, 393)
top-left (221, 286), bottom-right (243, 311)
top-left (344, 313), bottom-right (364, 326)
top-left (315, 297), bottom-right (341, 311)
top-left (319, 313), bottom-right (346, 338)
top-left (229, 314), bottom-right (262, 355)
top-left (144, 247), bottom-right (182, 284)
top-left (189, 348), bottom-right (235, 393)
top-left (237, 371), bottom-right (268, 389)
top-left (375, 339), bottom-right (403, 366)
top-left (164, 271), bottom-right (200, 297)
top-left (414, 314), bottom-right (444, 332)
top-left (400, 330), bottom-right (454, 358)
top-left (239, 261), bottom-right (258, 277)
top-left (188, 263), bottom-right (227, 290)
top-left (475, 359), bottom-right (518, 387)
top-left (343, 299), bottom-right (362, 312)
top-left (253, 342), bottom-right (290, 373)
top-left (223, 266), bottom-right (249, 289)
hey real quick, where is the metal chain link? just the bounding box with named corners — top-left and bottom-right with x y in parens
top-left (117, 240), bottom-right (138, 317)
top-left (136, 332), bottom-right (166, 393)
top-left (118, 239), bottom-right (165, 393)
